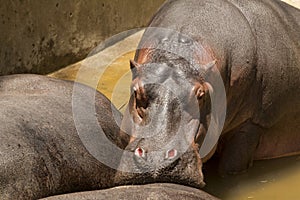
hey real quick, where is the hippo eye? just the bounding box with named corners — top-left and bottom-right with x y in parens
top-left (166, 149), bottom-right (178, 159)
top-left (134, 147), bottom-right (146, 158)
top-left (135, 93), bottom-right (148, 109)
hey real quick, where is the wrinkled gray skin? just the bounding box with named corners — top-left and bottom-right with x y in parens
top-left (41, 183), bottom-right (220, 200)
top-left (0, 74), bottom-right (129, 200)
top-left (116, 0), bottom-right (300, 185)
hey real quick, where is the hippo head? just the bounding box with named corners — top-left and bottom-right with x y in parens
top-left (115, 57), bottom-right (216, 188)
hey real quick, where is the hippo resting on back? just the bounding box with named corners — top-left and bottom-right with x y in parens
top-left (0, 74), bottom-right (129, 199)
top-left (115, 0), bottom-right (300, 187)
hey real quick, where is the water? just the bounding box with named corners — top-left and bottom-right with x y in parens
top-left (203, 156), bottom-right (300, 200)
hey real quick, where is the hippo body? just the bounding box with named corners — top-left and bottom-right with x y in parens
top-left (119, 0), bottom-right (300, 181)
top-left (0, 74), bottom-right (128, 200)
top-left (40, 183), bottom-right (220, 200)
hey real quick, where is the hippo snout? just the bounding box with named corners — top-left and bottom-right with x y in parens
top-left (114, 143), bottom-right (205, 189)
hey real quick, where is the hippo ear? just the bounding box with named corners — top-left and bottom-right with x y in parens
top-left (203, 60), bottom-right (216, 72)
top-left (130, 60), bottom-right (141, 70)
top-left (130, 60), bottom-right (141, 78)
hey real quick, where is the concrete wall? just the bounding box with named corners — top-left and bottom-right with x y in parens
top-left (0, 0), bottom-right (165, 75)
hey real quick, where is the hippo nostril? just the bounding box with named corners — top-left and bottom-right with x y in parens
top-left (166, 149), bottom-right (178, 159)
top-left (134, 147), bottom-right (146, 158)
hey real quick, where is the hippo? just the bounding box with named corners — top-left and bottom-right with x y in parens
top-left (0, 74), bottom-right (129, 200)
top-left (115, 0), bottom-right (300, 187)
top-left (40, 183), bottom-right (220, 200)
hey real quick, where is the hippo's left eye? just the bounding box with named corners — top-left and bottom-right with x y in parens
top-left (136, 106), bottom-right (146, 119)
top-left (132, 89), bottom-right (148, 122)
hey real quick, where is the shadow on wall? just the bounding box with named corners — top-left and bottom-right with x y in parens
top-left (0, 0), bottom-right (165, 75)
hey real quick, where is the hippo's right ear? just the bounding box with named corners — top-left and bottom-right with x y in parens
top-left (130, 60), bottom-right (141, 78)
top-left (130, 60), bottom-right (141, 70)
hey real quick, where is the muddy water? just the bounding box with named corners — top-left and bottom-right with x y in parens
top-left (203, 156), bottom-right (300, 200)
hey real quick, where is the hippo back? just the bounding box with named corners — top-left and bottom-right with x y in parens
top-left (0, 74), bottom-right (127, 199)
top-left (40, 183), bottom-right (220, 200)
